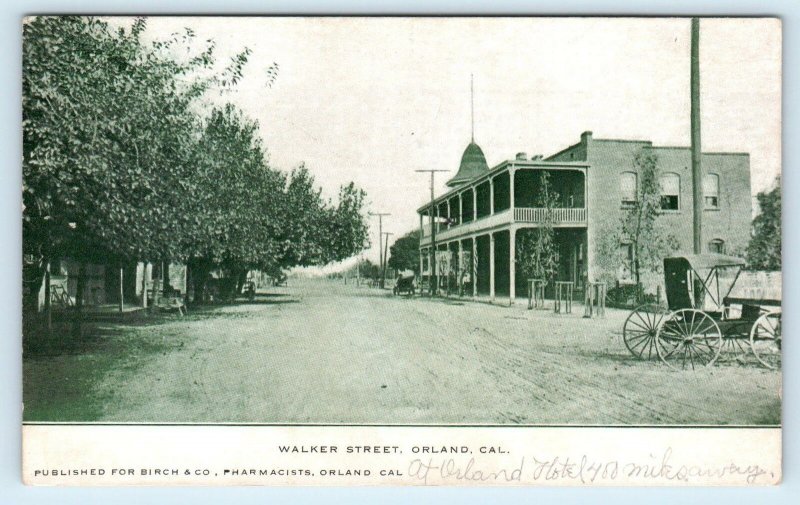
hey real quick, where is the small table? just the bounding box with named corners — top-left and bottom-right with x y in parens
top-left (527, 279), bottom-right (547, 309)
top-left (583, 281), bottom-right (607, 318)
top-left (554, 281), bottom-right (574, 314)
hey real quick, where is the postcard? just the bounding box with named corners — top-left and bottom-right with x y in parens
top-left (21, 16), bottom-right (781, 486)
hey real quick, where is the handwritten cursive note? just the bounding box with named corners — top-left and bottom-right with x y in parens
top-left (407, 447), bottom-right (774, 485)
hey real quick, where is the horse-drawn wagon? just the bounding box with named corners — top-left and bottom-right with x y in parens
top-left (622, 254), bottom-right (781, 370)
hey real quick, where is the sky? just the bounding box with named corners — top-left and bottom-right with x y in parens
top-left (125, 17), bottom-right (781, 263)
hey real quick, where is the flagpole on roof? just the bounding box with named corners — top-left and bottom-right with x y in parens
top-left (470, 74), bottom-right (475, 142)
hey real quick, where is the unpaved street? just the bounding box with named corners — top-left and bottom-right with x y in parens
top-left (24, 278), bottom-right (781, 424)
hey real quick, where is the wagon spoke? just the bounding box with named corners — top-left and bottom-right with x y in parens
top-left (764, 316), bottom-right (777, 335)
top-left (626, 319), bottom-right (651, 333)
top-left (634, 311), bottom-right (651, 328)
top-left (685, 312), bottom-right (697, 339)
top-left (694, 342), bottom-right (713, 360)
top-left (662, 343), bottom-right (681, 359)
top-left (630, 335), bottom-right (651, 353)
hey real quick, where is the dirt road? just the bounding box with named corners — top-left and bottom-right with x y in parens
top-left (24, 278), bottom-right (781, 424)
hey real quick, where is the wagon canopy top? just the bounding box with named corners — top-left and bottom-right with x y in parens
top-left (665, 253), bottom-right (746, 271)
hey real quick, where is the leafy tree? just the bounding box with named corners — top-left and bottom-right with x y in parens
top-left (598, 148), bottom-right (678, 293)
top-left (321, 182), bottom-right (370, 264)
top-left (388, 230), bottom-right (420, 274)
top-left (22, 16), bottom-right (371, 313)
top-left (747, 177), bottom-right (781, 270)
top-left (23, 16), bottom-right (250, 307)
top-left (187, 104), bottom-right (284, 298)
top-left (516, 171), bottom-right (560, 284)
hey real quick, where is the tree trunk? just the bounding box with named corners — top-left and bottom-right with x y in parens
top-left (72, 261), bottom-right (86, 338)
top-left (141, 262), bottom-right (149, 309)
top-left (185, 261), bottom-right (192, 304)
top-left (118, 266), bottom-right (124, 313)
top-left (43, 262), bottom-right (51, 332)
top-left (235, 269), bottom-right (247, 296)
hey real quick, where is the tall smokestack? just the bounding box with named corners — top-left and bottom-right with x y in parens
top-left (691, 18), bottom-right (703, 254)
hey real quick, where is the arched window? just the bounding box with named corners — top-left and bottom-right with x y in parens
top-left (659, 173), bottom-right (680, 210)
top-left (704, 173), bottom-right (720, 209)
top-left (621, 171), bottom-right (637, 207)
top-left (708, 239), bottom-right (725, 254)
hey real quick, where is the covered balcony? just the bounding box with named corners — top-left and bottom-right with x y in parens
top-left (418, 163), bottom-right (588, 246)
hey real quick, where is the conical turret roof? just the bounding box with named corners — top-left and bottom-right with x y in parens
top-left (446, 142), bottom-right (489, 187)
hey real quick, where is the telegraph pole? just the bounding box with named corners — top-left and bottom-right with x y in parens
top-left (691, 17), bottom-right (703, 254)
top-left (369, 212), bottom-right (390, 288)
top-left (382, 232), bottom-right (394, 287)
top-left (415, 169), bottom-right (449, 295)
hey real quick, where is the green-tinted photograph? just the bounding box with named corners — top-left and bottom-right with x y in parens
top-left (22, 16), bottom-right (781, 425)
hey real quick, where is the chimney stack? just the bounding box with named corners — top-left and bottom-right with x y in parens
top-left (515, 152), bottom-right (528, 161)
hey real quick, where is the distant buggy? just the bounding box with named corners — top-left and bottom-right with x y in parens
top-left (393, 270), bottom-right (416, 296)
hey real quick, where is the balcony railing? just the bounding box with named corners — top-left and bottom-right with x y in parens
top-left (420, 207), bottom-right (586, 242)
top-left (514, 207), bottom-right (586, 224)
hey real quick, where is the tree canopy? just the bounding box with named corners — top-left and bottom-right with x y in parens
top-left (23, 16), bottom-right (370, 304)
top-left (747, 177), bottom-right (781, 270)
top-left (597, 149), bottom-right (678, 289)
top-left (388, 229), bottom-right (420, 274)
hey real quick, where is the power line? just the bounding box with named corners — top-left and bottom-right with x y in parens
top-left (368, 212), bottom-right (390, 288)
top-left (415, 169), bottom-right (449, 296)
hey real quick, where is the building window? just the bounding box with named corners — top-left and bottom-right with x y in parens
top-left (708, 239), bottom-right (725, 254)
top-left (704, 173), bottom-right (720, 209)
top-left (619, 243), bottom-right (634, 282)
top-left (659, 173), bottom-right (680, 211)
top-left (621, 171), bottom-right (638, 207)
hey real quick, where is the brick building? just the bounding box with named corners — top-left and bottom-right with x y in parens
top-left (416, 131), bottom-right (752, 302)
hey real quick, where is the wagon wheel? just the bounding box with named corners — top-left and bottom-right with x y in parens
top-left (750, 310), bottom-right (781, 370)
top-left (623, 304), bottom-right (665, 360)
top-left (655, 309), bottom-right (722, 370)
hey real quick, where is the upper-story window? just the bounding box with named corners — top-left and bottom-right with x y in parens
top-left (704, 173), bottom-right (720, 209)
top-left (708, 239), bottom-right (725, 254)
top-left (659, 173), bottom-right (680, 211)
top-left (621, 171), bottom-right (638, 207)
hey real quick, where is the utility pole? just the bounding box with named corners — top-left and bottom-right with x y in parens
top-left (691, 17), bottom-right (703, 254)
top-left (415, 169), bottom-right (449, 296)
top-left (369, 212), bottom-right (390, 288)
top-left (382, 232), bottom-right (394, 288)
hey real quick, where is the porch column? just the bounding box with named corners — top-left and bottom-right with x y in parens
top-left (419, 248), bottom-right (424, 281)
top-left (419, 213), bottom-right (424, 237)
top-left (583, 168), bottom-right (592, 281)
top-left (509, 228), bottom-right (516, 304)
top-left (447, 200), bottom-right (451, 229)
top-left (472, 186), bottom-right (478, 220)
top-left (457, 240), bottom-right (463, 295)
top-left (428, 248), bottom-right (434, 295)
top-left (489, 177), bottom-right (495, 215)
top-left (509, 168), bottom-right (516, 211)
top-left (489, 232), bottom-right (496, 301)
top-left (459, 194), bottom-right (464, 226)
top-left (472, 236), bottom-right (478, 297)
